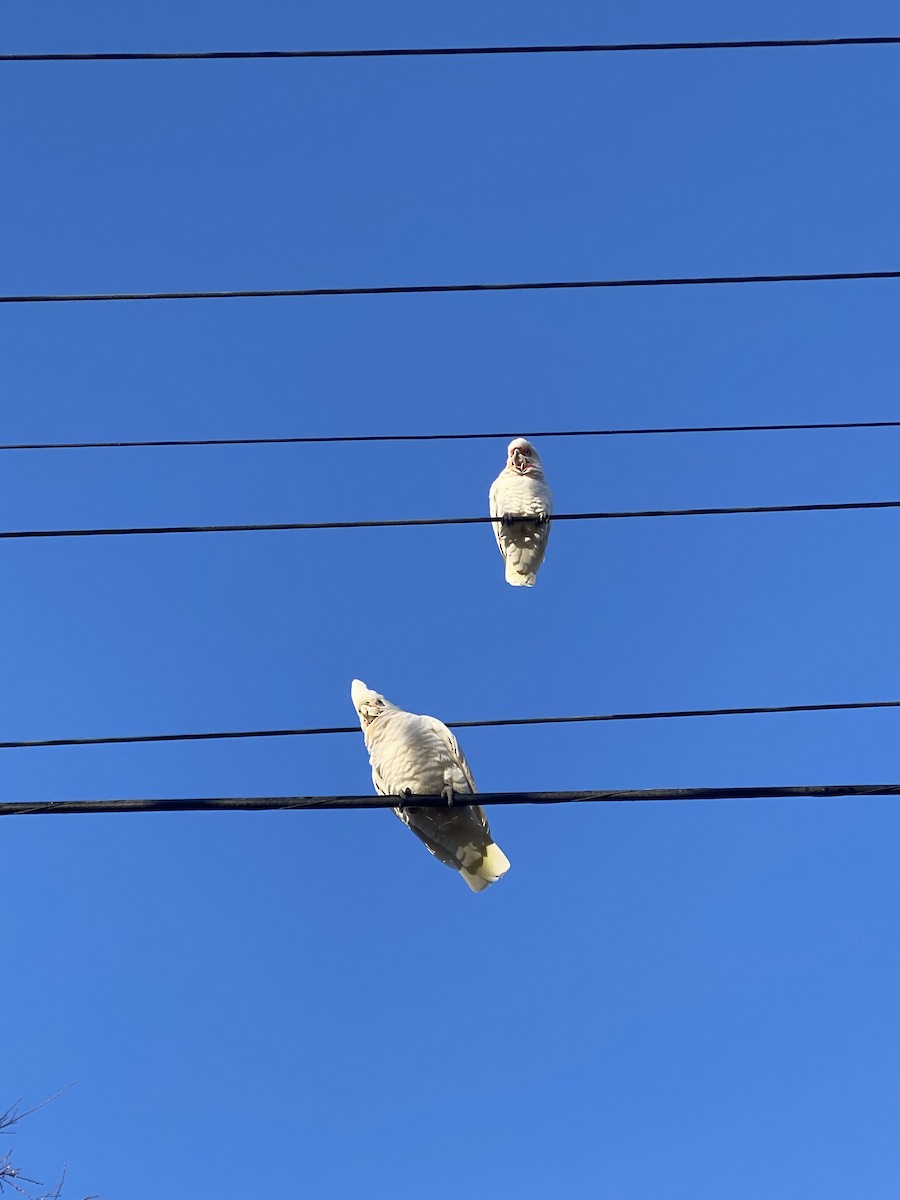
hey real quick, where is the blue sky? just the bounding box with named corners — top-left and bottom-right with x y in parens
top-left (2, 1), bottom-right (900, 1196)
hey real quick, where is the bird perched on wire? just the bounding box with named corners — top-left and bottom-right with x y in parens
top-left (350, 679), bottom-right (510, 892)
top-left (489, 437), bottom-right (553, 586)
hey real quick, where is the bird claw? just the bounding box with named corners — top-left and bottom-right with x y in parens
top-left (441, 785), bottom-right (455, 808)
top-left (396, 788), bottom-right (412, 812)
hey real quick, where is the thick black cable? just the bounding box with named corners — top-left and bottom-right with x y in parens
top-left (2, 784), bottom-right (898, 817)
top-left (1, 499), bottom-right (900, 541)
top-left (2, 269), bottom-right (899, 305)
top-left (3, 699), bottom-right (898, 752)
top-left (5, 420), bottom-right (900, 452)
top-left (3, 36), bottom-right (900, 63)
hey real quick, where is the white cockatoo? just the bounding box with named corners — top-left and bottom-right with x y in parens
top-left (350, 679), bottom-right (510, 893)
top-left (489, 437), bottom-right (553, 586)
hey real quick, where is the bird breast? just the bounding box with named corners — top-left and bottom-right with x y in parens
top-left (500, 471), bottom-right (550, 516)
top-left (365, 713), bottom-right (467, 795)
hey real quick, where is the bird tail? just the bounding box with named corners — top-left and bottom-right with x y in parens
top-left (505, 558), bottom-right (536, 587)
top-left (459, 842), bottom-right (511, 892)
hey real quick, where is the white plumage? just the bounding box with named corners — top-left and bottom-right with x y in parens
top-left (489, 437), bottom-right (553, 586)
top-left (350, 680), bottom-right (510, 893)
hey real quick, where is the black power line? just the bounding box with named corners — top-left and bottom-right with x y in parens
top-left (2, 783), bottom-right (898, 818)
top-left (4, 698), bottom-right (899, 752)
top-left (5, 420), bottom-right (900, 453)
top-left (3, 36), bottom-right (900, 63)
top-left (2, 269), bottom-right (899, 305)
top-left (1, 499), bottom-right (900, 541)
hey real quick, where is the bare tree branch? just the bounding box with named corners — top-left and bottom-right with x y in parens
top-left (0, 1087), bottom-right (78, 1136)
top-left (0, 1090), bottom-right (96, 1200)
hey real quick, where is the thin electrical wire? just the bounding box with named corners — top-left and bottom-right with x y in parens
top-left (2, 499), bottom-right (900, 541)
top-left (2, 784), bottom-right (899, 818)
top-left (2, 269), bottom-right (899, 305)
top-left (5, 419), bottom-right (900, 452)
top-left (3, 36), bottom-right (900, 63)
top-left (4, 698), bottom-right (899, 752)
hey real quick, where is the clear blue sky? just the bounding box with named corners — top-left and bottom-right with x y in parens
top-left (3, 1), bottom-right (900, 1196)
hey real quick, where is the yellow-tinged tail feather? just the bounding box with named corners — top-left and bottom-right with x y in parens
top-left (459, 842), bottom-right (511, 893)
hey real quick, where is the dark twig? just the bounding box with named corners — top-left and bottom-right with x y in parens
top-left (0, 1090), bottom-right (95, 1200)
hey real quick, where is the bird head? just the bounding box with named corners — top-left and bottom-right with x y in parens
top-left (351, 679), bottom-right (392, 728)
top-left (507, 437), bottom-right (543, 476)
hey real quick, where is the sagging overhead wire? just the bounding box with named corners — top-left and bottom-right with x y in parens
top-left (2, 268), bottom-right (899, 305)
top-left (4, 698), bottom-right (899, 752)
top-left (2, 783), bottom-right (899, 818)
top-left (4, 419), bottom-right (900, 453)
top-left (2, 499), bottom-right (900, 541)
top-left (3, 35), bottom-right (900, 63)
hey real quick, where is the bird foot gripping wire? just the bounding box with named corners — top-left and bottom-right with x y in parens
top-left (396, 788), bottom-right (412, 813)
top-left (441, 785), bottom-right (456, 808)
top-left (501, 513), bottom-right (545, 527)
